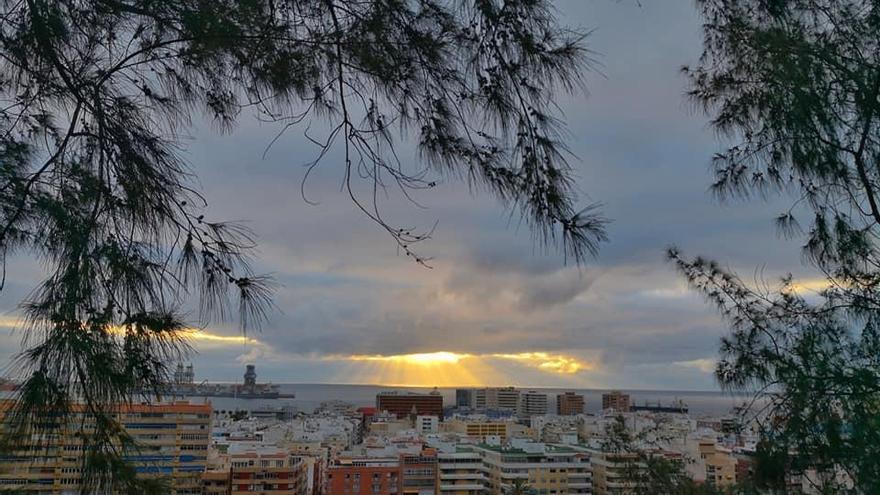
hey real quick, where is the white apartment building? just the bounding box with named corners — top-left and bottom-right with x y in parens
top-left (471, 387), bottom-right (521, 411)
top-left (435, 441), bottom-right (592, 494)
top-left (417, 415), bottom-right (440, 434)
top-left (437, 450), bottom-right (487, 495)
top-left (520, 391), bottom-right (549, 418)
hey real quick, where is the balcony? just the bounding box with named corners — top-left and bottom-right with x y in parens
top-left (440, 463), bottom-right (483, 470)
top-left (440, 473), bottom-right (487, 481)
top-left (439, 483), bottom-right (487, 491)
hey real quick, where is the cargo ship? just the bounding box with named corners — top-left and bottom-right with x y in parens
top-left (631, 399), bottom-right (688, 414)
top-left (154, 364), bottom-right (295, 399)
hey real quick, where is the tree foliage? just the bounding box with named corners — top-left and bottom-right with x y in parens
top-left (0, 0), bottom-right (605, 490)
top-left (504, 478), bottom-right (536, 495)
top-left (677, 0), bottom-right (880, 491)
top-left (601, 415), bottom-right (728, 495)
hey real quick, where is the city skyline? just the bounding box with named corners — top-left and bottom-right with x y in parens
top-left (0, 2), bottom-right (813, 390)
top-left (0, 0), bottom-right (873, 491)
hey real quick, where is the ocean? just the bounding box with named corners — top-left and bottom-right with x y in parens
top-left (0, 383), bottom-right (754, 417)
top-left (194, 384), bottom-right (754, 418)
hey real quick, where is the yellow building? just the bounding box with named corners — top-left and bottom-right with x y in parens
top-left (0, 399), bottom-right (211, 494)
top-left (442, 419), bottom-right (509, 441)
top-left (465, 423), bottom-right (508, 442)
top-left (698, 441), bottom-right (737, 488)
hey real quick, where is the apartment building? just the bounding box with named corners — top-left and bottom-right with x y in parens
top-left (556, 393), bottom-right (585, 416)
top-left (455, 390), bottom-right (474, 409)
top-left (519, 391), bottom-right (549, 418)
top-left (436, 450), bottom-right (486, 495)
top-left (465, 423), bottom-right (507, 442)
top-left (202, 445), bottom-right (308, 495)
top-left (376, 392), bottom-right (443, 420)
top-left (0, 400), bottom-right (211, 494)
top-left (415, 416), bottom-right (439, 435)
top-left (590, 449), bottom-right (683, 495)
top-left (590, 451), bottom-right (640, 495)
top-left (401, 449), bottom-right (437, 495)
top-left (472, 387), bottom-right (520, 411)
top-left (327, 457), bottom-right (402, 495)
top-left (531, 416), bottom-right (580, 444)
top-left (600, 392), bottom-right (630, 413)
top-left (697, 441), bottom-right (737, 489)
top-left (475, 442), bottom-right (591, 494)
top-left (436, 442), bottom-right (591, 494)
top-left (443, 419), bottom-right (509, 442)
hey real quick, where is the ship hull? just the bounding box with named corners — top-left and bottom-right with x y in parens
top-left (172, 391), bottom-right (295, 399)
top-left (155, 364), bottom-right (294, 400)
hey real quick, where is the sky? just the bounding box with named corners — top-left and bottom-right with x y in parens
top-left (0, 1), bottom-right (817, 390)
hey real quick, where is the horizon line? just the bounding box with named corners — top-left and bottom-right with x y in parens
top-left (180, 380), bottom-right (737, 395)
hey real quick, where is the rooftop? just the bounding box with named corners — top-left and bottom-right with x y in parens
top-left (377, 390), bottom-right (442, 397)
top-left (0, 399), bottom-right (212, 414)
top-left (473, 443), bottom-right (580, 454)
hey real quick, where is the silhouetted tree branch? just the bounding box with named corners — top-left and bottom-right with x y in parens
top-left (679, 0), bottom-right (880, 491)
top-left (0, 0), bottom-right (605, 490)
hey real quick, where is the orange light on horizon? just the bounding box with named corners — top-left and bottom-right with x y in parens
top-left (491, 352), bottom-right (591, 374)
top-left (104, 325), bottom-right (255, 345)
top-left (347, 351), bottom-right (467, 365)
top-left (2, 316), bottom-right (597, 388)
top-left (328, 350), bottom-right (594, 387)
top-left (335, 351), bottom-right (487, 386)
top-left (181, 329), bottom-right (255, 344)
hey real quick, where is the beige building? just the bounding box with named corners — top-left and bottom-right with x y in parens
top-left (590, 449), bottom-right (684, 495)
top-left (590, 451), bottom-right (641, 495)
top-left (437, 442), bottom-right (591, 494)
top-left (437, 450), bottom-right (486, 495)
top-left (472, 387), bottom-right (521, 411)
top-left (366, 409), bottom-right (414, 437)
top-left (0, 400), bottom-right (211, 494)
top-left (519, 392), bottom-right (549, 418)
top-left (698, 441), bottom-right (737, 488)
top-left (478, 442), bottom-right (590, 494)
top-left (202, 445), bottom-right (308, 495)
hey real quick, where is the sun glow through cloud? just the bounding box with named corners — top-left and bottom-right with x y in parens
top-left (786, 278), bottom-right (832, 294)
top-left (104, 325), bottom-right (256, 345)
top-left (334, 351), bottom-right (594, 387)
top-left (2, 318), bottom-right (255, 347)
top-left (493, 352), bottom-right (589, 374)
top-left (3, 315), bottom-right (596, 387)
top-left (181, 329), bottom-right (255, 344)
top-left (0, 316), bottom-right (19, 329)
top-left (347, 351), bottom-right (465, 365)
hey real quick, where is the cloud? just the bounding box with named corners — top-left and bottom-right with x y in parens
top-left (183, 329), bottom-right (256, 345)
top-left (0, 316), bottom-right (20, 329)
top-left (673, 358), bottom-right (717, 374)
top-left (0, 1), bottom-right (822, 392)
top-left (308, 350), bottom-right (599, 387)
top-left (490, 352), bottom-right (593, 374)
top-left (438, 261), bottom-right (594, 313)
top-left (342, 351), bottom-right (594, 375)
